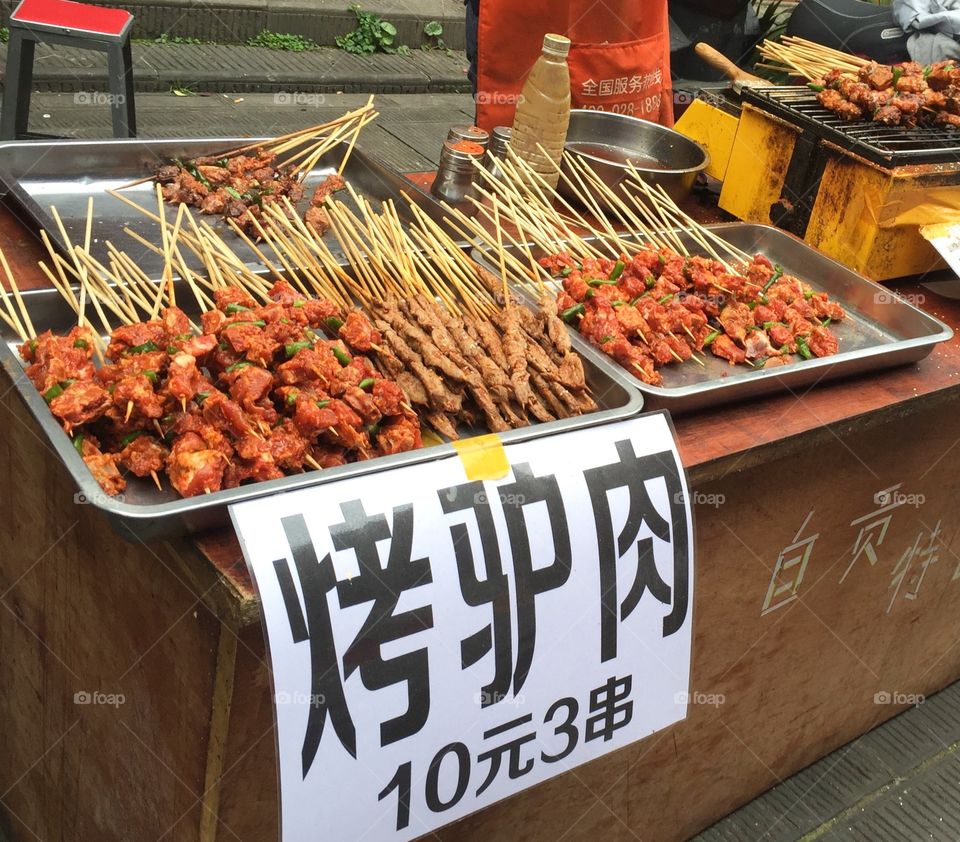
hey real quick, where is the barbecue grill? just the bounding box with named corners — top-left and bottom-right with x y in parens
top-left (675, 86), bottom-right (960, 281)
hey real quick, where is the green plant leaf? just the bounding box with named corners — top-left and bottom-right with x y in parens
top-left (424, 21), bottom-right (443, 37)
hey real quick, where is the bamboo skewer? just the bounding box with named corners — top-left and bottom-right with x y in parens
top-left (0, 248), bottom-right (35, 338)
top-left (758, 36), bottom-right (869, 81)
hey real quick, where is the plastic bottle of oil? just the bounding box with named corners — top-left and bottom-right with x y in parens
top-left (510, 33), bottom-right (571, 190)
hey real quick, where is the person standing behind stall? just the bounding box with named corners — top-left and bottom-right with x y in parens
top-left (469, 0), bottom-right (673, 132)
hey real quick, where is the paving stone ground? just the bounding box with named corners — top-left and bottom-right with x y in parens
top-left (2, 91), bottom-right (476, 172)
top-left (0, 41), bottom-right (471, 94)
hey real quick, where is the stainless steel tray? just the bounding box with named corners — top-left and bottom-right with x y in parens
top-left (0, 136), bottom-right (448, 279)
top-left (0, 281), bottom-right (645, 542)
top-left (474, 222), bottom-right (954, 414)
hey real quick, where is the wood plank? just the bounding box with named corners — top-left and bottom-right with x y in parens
top-left (0, 364), bottom-right (224, 840)
top-left (204, 395), bottom-right (960, 840)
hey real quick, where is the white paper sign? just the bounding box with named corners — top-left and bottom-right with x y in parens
top-left (922, 222), bottom-right (960, 280)
top-left (231, 412), bottom-right (694, 841)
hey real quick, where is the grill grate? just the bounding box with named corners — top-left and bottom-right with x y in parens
top-left (741, 86), bottom-right (960, 167)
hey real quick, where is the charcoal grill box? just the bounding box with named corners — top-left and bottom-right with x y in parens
top-left (677, 87), bottom-right (960, 281)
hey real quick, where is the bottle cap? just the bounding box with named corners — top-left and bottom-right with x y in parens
top-left (543, 33), bottom-right (570, 57)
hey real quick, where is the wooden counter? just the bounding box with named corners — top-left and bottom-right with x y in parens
top-left (1, 198), bottom-right (960, 841)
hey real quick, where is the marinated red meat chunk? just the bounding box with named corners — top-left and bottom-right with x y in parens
top-left (719, 303), bottom-right (752, 345)
top-left (196, 165), bottom-right (231, 186)
top-left (200, 189), bottom-right (229, 215)
top-left (926, 62), bottom-right (958, 91)
top-left (874, 105), bottom-right (903, 126)
top-left (377, 416), bottom-right (422, 455)
top-left (105, 322), bottom-right (166, 360)
top-left (84, 451), bottom-right (126, 496)
top-left (890, 94), bottom-right (920, 116)
top-left (342, 385), bottom-right (381, 425)
top-left (895, 74), bottom-right (925, 95)
top-left (267, 280), bottom-right (299, 306)
top-left (49, 381), bottom-right (110, 432)
top-left (711, 334), bottom-right (747, 365)
top-left (201, 391), bottom-right (255, 439)
top-left (220, 323), bottom-right (279, 366)
top-left (167, 433), bottom-right (226, 497)
top-left (311, 173), bottom-right (346, 206)
top-left (562, 273), bottom-right (590, 302)
top-left (817, 89), bottom-right (864, 121)
top-left (371, 380), bottom-right (406, 416)
top-left (338, 311), bottom-right (382, 352)
top-left (118, 436), bottom-right (169, 477)
top-left (768, 324), bottom-right (795, 351)
top-left (292, 394), bottom-right (338, 438)
top-left (744, 330), bottom-right (780, 361)
top-left (277, 347), bottom-right (341, 388)
top-left (162, 306), bottom-right (191, 337)
top-left (807, 326), bottom-right (839, 357)
top-left (180, 334), bottom-right (218, 357)
top-left (113, 374), bottom-right (165, 421)
top-left (859, 62), bottom-right (894, 91)
top-left (214, 287), bottom-right (258, 312)
top-left (615, 305), bottom-right (651, 338)
top-left (268, 420), bottom-right (309, 470)
top-left (310, 445), bottom-right (348, 469)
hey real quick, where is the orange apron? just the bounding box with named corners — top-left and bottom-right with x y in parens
top-left (475, 0), bottom-right (673, 132)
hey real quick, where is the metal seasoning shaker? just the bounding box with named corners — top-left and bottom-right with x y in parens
top-left (487, 126), bottom-right (512, 179)
top-left (446, 124), bottom-right (490, 150)
top-left (431, 140), bottom-right (484, 213)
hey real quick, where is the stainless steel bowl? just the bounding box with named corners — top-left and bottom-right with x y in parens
top-left (559, 110), bottom-right (709, 209)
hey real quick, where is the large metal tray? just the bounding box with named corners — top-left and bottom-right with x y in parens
top-left (474, 222), bottom-right (953, 414)
top-left (0, 136), bottom-right (448, 279)
top-left (0, 280), bottom-right (645, 542)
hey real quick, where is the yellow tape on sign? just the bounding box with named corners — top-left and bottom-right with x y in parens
top-left (452, 434), bottom-right (510, 481)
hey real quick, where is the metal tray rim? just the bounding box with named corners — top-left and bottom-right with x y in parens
top-left (1, 300), bottom-right (645, 528)
top-left (473, 221), bottom-right (954, 402)
top-left (0, 135), bottom-right (441, 272)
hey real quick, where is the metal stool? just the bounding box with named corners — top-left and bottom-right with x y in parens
top-left (1, 0), bottom-right (137, 139)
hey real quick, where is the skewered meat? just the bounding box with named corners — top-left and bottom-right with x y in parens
top-left (80, 438), bottom-right (126, 496)
top-left (541, 245), bottom-right (846, 383)
top-left (311, 173), bottom-right (346, 206)
top-left (818, 59), bottom-right (960, 129)
top-left (49, 381), bottom-right (110, 433)
top-left (817, 88), bottom-right (864, 121)
top-left (859, 62), bottom-right (894, 91)
top-left (154, 152), bottom-right (346, 237)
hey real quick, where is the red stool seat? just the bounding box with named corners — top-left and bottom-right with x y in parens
top-left (10, 0), bottom-right (132, 40)
top-left (1, 0), bottom-right (137, 138)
